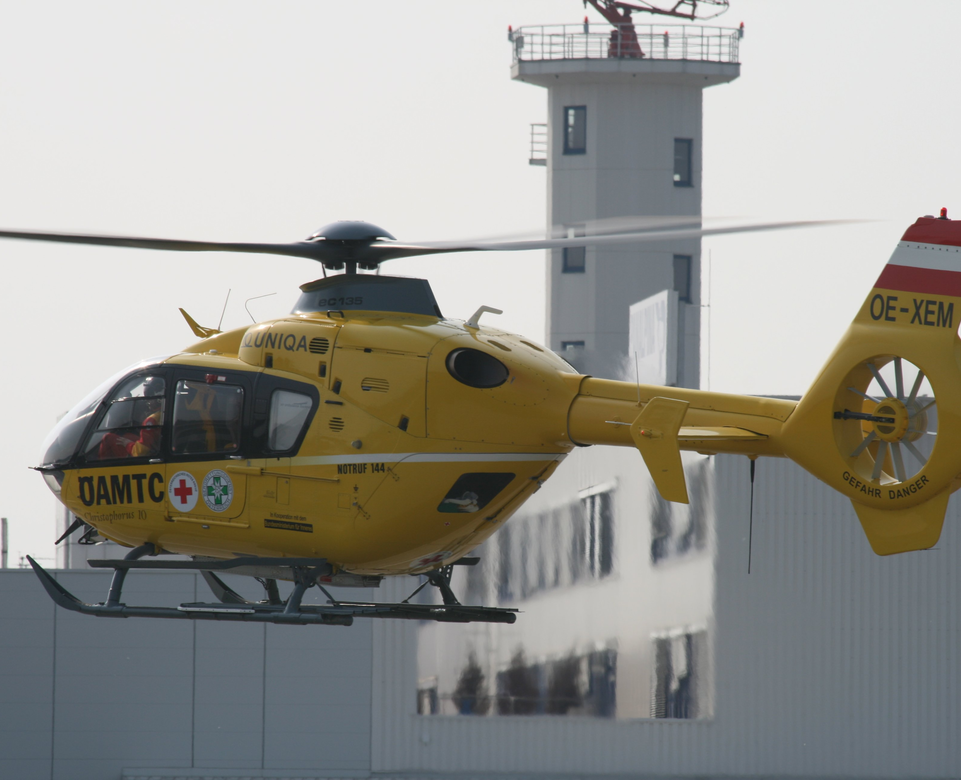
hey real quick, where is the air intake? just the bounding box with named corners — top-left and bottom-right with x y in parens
top-left (329, 417), bottom-right (345, 432)
top-left (309, 337), bottom-right (330, 354)
top-left (361, 378), bottom-right (389, 393)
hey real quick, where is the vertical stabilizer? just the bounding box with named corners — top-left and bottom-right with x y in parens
top-left (781, 215), bottom-right (961, 553)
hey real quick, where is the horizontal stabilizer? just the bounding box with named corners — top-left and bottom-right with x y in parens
top-left (851, 489), bottom-right (949, 555)
top-left (631, 397), bottom-right (690, 503)
top-left (678, 426), bottom-right (768, 443)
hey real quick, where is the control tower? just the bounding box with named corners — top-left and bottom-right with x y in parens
top-left (511, 16), bottom-right (740, 385)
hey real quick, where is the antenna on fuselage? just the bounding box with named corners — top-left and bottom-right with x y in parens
top-left (244, 292), bottom-right (276, 323)
top-left (217, 289), bottom-right (231, 331)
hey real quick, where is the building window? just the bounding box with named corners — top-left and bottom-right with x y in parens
top-left (563, 106), bottom-right (587, 155)
top-left (489, 647), bottom-right (616, 718)
top-left (563, 226), bottom-right (586, 272)
top-left (559, 341), bottom-right (585, 371)
top-left (582, 488), bottom-right (614, 578)
top-left (563, 247), bottom-right (586, 272)
top-left (651, 629), bottom-right (709, 719)
top-left (650, 459), bottom-right (710, 563)
top-left (673, 254), bottom-right (692, 303)
top-left (673, 138), bottom-right (692, 186)
top-left (417, 677), bottom-right (440, 715)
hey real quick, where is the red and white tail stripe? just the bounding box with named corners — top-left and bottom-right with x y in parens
top-left (876, 217), bottom-right (961, 297)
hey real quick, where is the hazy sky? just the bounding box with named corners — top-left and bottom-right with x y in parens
top-left (2, 1), bottom-right (960, 563)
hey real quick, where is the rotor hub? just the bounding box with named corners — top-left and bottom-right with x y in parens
top-left (872, 397), bottom-right (909, 442)
top-left (835, 356), bottom-right (937, 486)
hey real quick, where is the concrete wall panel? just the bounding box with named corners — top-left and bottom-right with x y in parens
top-left (0, 569), bottom-right (374, 779)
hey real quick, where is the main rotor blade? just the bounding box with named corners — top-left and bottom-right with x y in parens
top-left (0, 229), bottom-right (326, 260)
top-left (448, 216), bottom-right (705, 245)
top-left (0, 218), bottom-right (862, 268)
top-left (410, 219), bottom-right (861, 254)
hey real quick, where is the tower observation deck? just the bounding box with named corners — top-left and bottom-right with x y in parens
top-left (511, 22), bottom-right (740, 385)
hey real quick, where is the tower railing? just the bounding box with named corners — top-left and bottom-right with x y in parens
top-left (529, 123), bottom-right (547, 166)
top-left (510, 24), bottom-right (739, 64)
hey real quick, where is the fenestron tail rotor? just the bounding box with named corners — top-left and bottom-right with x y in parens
top-left (834, 356), bottom-right (937, 487)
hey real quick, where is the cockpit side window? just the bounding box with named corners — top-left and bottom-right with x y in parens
top-left (267, 390), bottom-right (313, 452)
top-left (83, 375), bottom-right (166, 462)
top-left (171, 380), bottom-right (244, 456)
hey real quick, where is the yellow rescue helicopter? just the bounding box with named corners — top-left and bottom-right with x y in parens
top-left (4, 212), bottom-right (956, 626)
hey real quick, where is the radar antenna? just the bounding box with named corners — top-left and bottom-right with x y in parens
top-left (585, 0), bottom-right (729, 22)
top-left (583, 0), bottom-right (729, 58)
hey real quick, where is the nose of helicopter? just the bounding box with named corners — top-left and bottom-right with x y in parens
top-left (38, 358), bottom-right (168, 471)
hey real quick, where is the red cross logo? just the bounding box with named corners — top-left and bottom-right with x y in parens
top-left (173, 478), bottom-right (194, 505)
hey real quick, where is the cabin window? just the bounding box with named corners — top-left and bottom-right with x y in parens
top-left (171, 380), bottom-right (244, 455)
top-left (268, 390), bottom-right (313, 451)
top-left (437, 473), bottom-right (515, 514)
top-left (446, 349), bottom-right (509, 389)
top-left (83, 375), bottom-right (166, 462)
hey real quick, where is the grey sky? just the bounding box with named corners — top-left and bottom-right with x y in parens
top-left (2, 1), bottom-right (959, 563)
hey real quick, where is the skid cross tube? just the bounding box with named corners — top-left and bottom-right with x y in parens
top-left (26, 556), bottom-right (518, 626)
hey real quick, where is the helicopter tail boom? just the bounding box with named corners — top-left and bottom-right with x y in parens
top-left (568, 215), bottom-right (961, 555)
top-left (567, 378), bottom-right (795, 504)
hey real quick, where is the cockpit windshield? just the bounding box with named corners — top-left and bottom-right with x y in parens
top-left (39, 357), bottom-right (169, 468)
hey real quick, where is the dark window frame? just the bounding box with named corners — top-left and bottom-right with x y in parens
top-left (673, 138), bottom-right (693, 187)
top-left (170, 378), bottom-right (246, 460)
top-left (563, 106), bottom-right (587, 155)
top-left (255, 374), bottom-right (320, 457)
top-left (562, 247), bottom-right (586, 273)
top-left (673, 254), bottom-right (693, 303)
top-left (562, 225), bottom-right (586, 273)
top-left (80, 371), bottom-right (169, 466)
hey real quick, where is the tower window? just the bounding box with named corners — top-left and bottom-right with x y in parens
top-left (562, 226), bottom-right (586, 273)
top-left (563, 106), bottom-right (587, 155)
top-left (673, 254), bottom-right (692, 303)
top-left (560, 340), bottom-right (585, 351)
top-left (673, 138), bottom-right (693, 187)
top-left (563, 247), bottom-right (586, 272)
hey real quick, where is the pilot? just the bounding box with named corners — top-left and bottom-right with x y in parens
top-left (126, 377), bottom-right (165, 458)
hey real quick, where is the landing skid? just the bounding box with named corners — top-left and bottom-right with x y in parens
top-left (26, 547), bottom-right (516, 626)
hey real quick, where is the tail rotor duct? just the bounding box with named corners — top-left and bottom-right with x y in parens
top-left (835, 356), bottom-right (936, 486)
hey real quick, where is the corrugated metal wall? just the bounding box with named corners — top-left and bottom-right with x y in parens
top-left (370, 455), bottom-right (961, 778)
top-left (0, 570), bottom-right (373, 780)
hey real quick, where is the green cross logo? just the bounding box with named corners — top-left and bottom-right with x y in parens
top-left (206, 476), bottom-right (229, 505)
top-left (202, 470), bottom-right (233, 512)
